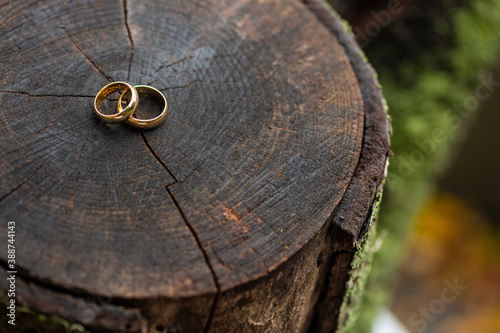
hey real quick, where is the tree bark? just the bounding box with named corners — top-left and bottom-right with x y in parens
top-left (0, 0), bottom-right (389, 332)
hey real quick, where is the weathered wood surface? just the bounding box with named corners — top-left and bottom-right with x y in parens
top-left (0, 0), bottom-right (389, 332)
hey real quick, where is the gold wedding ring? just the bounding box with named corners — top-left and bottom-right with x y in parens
top-left (118, 85), bottom-right (168, 130)
top-left (94, 82), bottom-right (168, 129)
top-left (94, 82), bottom-right (138, 123)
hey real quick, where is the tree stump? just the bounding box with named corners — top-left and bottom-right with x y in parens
top-left (0, 0), bottom-right (390, 332)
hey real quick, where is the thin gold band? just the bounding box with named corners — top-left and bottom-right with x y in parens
top-left (118, 85), bottom-right (168, 130)
top-left (94, 82), bottom-right (138, 123)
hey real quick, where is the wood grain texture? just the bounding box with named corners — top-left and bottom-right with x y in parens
top-left (304, 1), bottom-right (391, 331)
top-left (0, 0), bottom-right (389, 331)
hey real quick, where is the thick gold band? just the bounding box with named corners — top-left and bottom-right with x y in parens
top-left (118, 85), bottom-right (168, 130)
top-left (94, 82), bottom-right (138, 123)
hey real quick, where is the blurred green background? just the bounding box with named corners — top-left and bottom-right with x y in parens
top-left (328, 0), bottom-right (500, 332)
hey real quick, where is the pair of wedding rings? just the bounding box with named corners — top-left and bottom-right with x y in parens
top-left (93, 82), bottom-right (168, 129)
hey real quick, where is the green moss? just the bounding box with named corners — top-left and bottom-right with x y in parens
top-left (0, 292), bottom-right (90, 333)
top-left (338, 187), bottom-right (386, 332)
top-left (320, 0), bottom-right (371, 64)
top-left (345, 0), bottom-right (500, 331)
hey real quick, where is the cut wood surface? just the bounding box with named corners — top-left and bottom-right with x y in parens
top-left (0, 0), bottom-right (390, 332)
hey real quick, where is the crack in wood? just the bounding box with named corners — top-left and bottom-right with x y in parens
top-left (157, 78), bottom-right (209, 91)
top-left (45, 4), bottom-right (113, 83)
top-left (0, 156), bottom-right (49, 203)
top-left (74, 122), bottom-right (100, 172)
top-left (140, 132), bottom-right (177, 183)
top-left (0, 91), bottom-right (94, 98)
top-left (139, 131), bottom-right (220, 332)
top-left (20, 114), bottom-right (67, 143)
top-left (204, 291), bottom-right (219, 333)
top-left (176, 155), bottom-right (210, 183)
top-left (158, 83), bottom-right (194, 91)
top-left (61, 27), bottom-right (113, 83)
top-left (123, 0), bottom-right (134, 81)
top-left (165, 185), bottom-right (221, 333)
top-left (155, 78), bottom-right (241, 91)
top-left (152, 56), bottom-right (193, 77)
